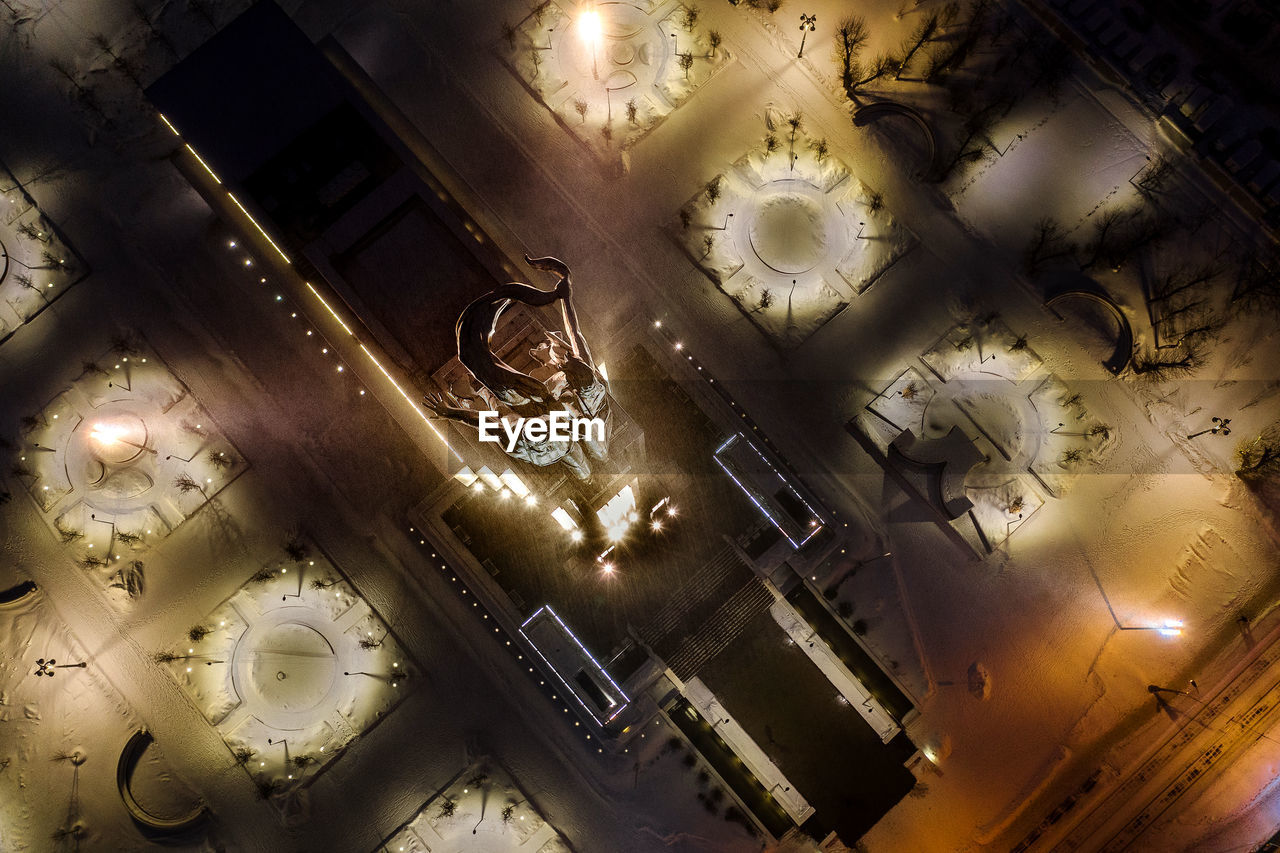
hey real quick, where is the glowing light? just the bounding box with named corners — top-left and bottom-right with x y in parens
top-left (579, 9), bottom-right (602, 42)
top-left (305, 281), bottom-right (354, 336)
top-left (453, 466), bottom-right (479, 487)
top-left (570, 530), bottom-right (584, 542)
top-left (519, 605), bottom-right (630, 724)
top-left (227, 192), bottom-right (289, 263)
top-left (499, 469), bottom-right (531, 498)
top-left (597, 484), bottom-right (637, 542)
top-left (185, 144), bottom-right (222, 184)
top-left (89, 422), bottom-right (125, 445)
top-left (552, 507), bottom-right (578, 531)
top-left (1158, 619), bottom-right (1184, 637)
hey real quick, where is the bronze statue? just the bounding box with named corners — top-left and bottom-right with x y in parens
top-left (425, 255), bottom-right (611, 479)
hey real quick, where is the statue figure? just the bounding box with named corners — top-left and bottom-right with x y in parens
top-left (425, 255), bottom-right (611, 479)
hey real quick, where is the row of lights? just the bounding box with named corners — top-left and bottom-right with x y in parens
top-left (223, 238), bottom-right (365, 397)
top-left (649, 319), bottom-right (843, 531)
top-left (163, 114), bottom-right (471, 465)
top-left (409, 528), bottom-right (619, 755)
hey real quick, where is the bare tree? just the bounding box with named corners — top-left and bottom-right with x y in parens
top-left (110, 560), bottom-right (145, 598)
top-left (572, 97), bottom-right (588, 123)
top-left (1077, 207), bottom-right (1130, 271)
top-left (89, 33), bottom-right (142, 86)
top-left (1238, 427), bottom-right (1280, 481)
top-left (852, 54), bottom-right (899, 89)
top-left (896, 11), bottom-right (941, 79)
top-left (705, 174), bottom-right (723, 204)
top-left (708, 30), bottom-right (722, 56)
top-left (1229, 254), bottom-right (1280, 315)
top-left (1133, 154), bottom-right (1175, 198)
top-left (1022, 217), bottom-right (1075, 275)
top-left (132, 2), bottom-right (179, 57)
top-left (811, 137), bottom-right (829, 162)
top-left (682, 6), bottom-right (699, 32)
top-left (1131, 341), bottom-right (1203, 379)
top-left (935, 104), bottom-right (998, 180)
top-left (174, 473), bottom-right (203, 494)
top-left (13, 272), bottom-right (48, 304)
top-left (0, 157), bottom-right (69, 194)
top-left (924, 0), bottom-right (991, 83)
top-left (625, 97), bottom-right (638, 124)
top-left (832, 16), bottom-right (869, 94)
top-left (677, 50), bottom-right (694, 79)
top-left (283, 531), bottom-right (310, 562)
top-left (1149, 265), bottom-right (1218, 305)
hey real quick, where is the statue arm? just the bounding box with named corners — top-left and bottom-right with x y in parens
top-left (423, 392), bottom-right (482, 428)
top-left (525, 254), bottom-right (595, 369)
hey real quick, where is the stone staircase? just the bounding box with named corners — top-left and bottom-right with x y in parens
top-left (637, 544), bottom-right (751, 657)
top-left (666, 577), bottom-right (773, 682)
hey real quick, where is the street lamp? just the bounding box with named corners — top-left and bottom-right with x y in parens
top-left (90, 422), bottom-right (156, 455)
top-left (579, 9), bottom-right (602, 80)
top-left (1187, 416), bottom-right (1230, 440)
top-left (798, 14), bottom-right (816, 59)
top-left (34, 658), bottom-right (86, 676)
top-left (1121, 618), bottom-right (1183, 637)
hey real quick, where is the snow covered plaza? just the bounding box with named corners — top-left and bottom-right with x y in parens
top-left (2, 0), bottom-right (1280, 850)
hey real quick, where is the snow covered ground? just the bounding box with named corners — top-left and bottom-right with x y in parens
top-left (1, 0), bottom-right (1279, 850)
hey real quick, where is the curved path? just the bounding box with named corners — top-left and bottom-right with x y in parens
top-left (116, 728), bottom-right (209, 834)
top-left (0, 579), bottom-right (37, 607)
top-left (1044, 274), bottom-right (1133, 374)
top-left (853, 101), bottom-right (940, 180)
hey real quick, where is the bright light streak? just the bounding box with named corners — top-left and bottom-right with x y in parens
top-left (185, 144), bottom-right (222, 185)
top-left (90, 423), bottom-right (125, 444)
top-left (227, 193), bottom-right (289, 263)
top-left (519, 605), bottom-right (630, 723)
top-left (1158, 619), bottom-right (1184, 637)
top-left (305, 282), bottom-right (353, 336)
top-left (552, 507), bottom-right (578, 531)
top-left (579, 10), bottom-right (602, 42)
top-left (499, 469), bottom-right (531, 497)
top-left (358, 344), bottom-right (465, 464)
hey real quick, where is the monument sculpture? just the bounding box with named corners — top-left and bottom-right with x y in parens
top-left (425, 255), bottom-right (612, 480)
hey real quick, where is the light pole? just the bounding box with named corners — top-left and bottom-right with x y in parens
top-left (90, 423), bottom-right (157, 455)
top-left (1122, 619), bottom-right (1184, 636)
top-left (1187, 416), bottom-right (1231, 440)
top-left (798, 14), bottom-right (816, 58)
top-left (580, 9), bottom-right (602, 80)
top-left (34, 658), bottom-right (86, 676)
